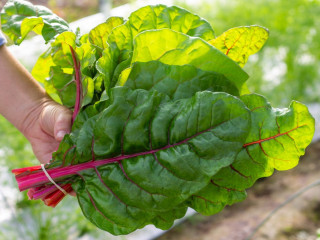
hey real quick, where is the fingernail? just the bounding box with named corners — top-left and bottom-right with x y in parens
top-left (56, 130), bottom-right (67, 140)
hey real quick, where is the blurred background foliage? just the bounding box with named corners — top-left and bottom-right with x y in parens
top-left (0, 0), bottom-right (319, 239)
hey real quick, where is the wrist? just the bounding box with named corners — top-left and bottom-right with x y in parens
top-left (0, 45), bottom-right (49, 136)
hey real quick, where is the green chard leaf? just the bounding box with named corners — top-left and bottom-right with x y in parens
top-left (209, 26), bottom-right (269, 67)
top-left (70, 87), bottom-right (251, 235)
top-left (150, 205), bottom-right (188, 230)
top-left (1, 0), bottom-right (70, 44)
top-left (189, 94), bottom-right (315, 215)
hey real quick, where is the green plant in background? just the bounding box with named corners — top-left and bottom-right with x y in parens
top-left (0, 0), bottom-right (316, 237)
top-left (176, 0), bottom-right (320, 107)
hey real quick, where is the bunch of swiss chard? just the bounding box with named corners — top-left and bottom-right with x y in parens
top-left (1, 0), bottom-right (315, 235)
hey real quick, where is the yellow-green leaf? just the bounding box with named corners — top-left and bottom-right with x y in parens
top-left (209, 26), bottom-right (269, 67)
top-left (88, 17), bottom-right (124, 50)
top-left (31, 47), bottom-right (55, 83)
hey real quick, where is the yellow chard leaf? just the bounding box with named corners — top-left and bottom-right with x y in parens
top-left (88, 17), bottom-right (124, 50)
top-left (209, 26), bottom-right (269, 67)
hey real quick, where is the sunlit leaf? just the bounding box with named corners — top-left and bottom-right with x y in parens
top-left (88, 17), bottom-right (124, 50)
top-left (132, 29), bottom-right (248, 90)
top-left (209, 26), bottom-right (269, 67)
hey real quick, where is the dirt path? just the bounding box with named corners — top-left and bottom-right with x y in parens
top-left (157, 141), bottom-right (320, 240)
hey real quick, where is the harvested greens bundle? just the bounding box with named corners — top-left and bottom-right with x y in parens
top-left (1, 0), bottom-right (315, 235)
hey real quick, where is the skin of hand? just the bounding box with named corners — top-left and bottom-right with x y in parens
top-left (22, 100), bottom-right (72, 164)
top-left (0, 45), bottom-right (72, 164)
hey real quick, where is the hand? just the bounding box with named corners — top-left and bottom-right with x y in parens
top-left (22, 98), bottom-right (77, 197)
top-left (21, 98), bottom-right (72, 164)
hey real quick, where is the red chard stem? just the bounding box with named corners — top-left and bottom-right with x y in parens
top-left (70, 46), bottom-right (82, 124)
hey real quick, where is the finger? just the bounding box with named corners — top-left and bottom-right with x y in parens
top-left (41, 103), bottom-right (72, 139)
top-left (32, 141), bottom-right (59, 164)
top-left (39, 152), bottom-right (54, 164)
top-left (54, 109), bottom-right (72, 141)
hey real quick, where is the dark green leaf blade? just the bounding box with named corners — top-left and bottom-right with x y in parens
top-left (70, 87), bottom-right (251, 235)
top-left (150, 205), bottom-right (188, 230)
top-left (189, 182), bottom-right (247, 215)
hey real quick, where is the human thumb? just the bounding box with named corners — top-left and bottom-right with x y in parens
top-left (41, 103), bottom-right (72, 141)
top-left (54, 109), bottom-right (72, 141)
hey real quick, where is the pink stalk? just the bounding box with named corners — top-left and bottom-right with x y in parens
top-left (15, 150), bottom-right (159, 191)
top-left (27, 183), bottom-right (73, 207)
top-left (70, 46), bottom-right (82, 123)
top-left (31, 185), bottom-right (58, 200)
top-left (12, 165), bottom-right (41, 176)
top-left (43, 184), bottom-right (73, 207)
top-left (13, 124), bottom-right (221, 194)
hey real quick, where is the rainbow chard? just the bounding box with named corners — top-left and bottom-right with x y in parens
top-left (1, 0), bottom-right (315, 235)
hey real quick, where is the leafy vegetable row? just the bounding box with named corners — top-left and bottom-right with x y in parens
top-left (2, 0), bottom-right (315, 235)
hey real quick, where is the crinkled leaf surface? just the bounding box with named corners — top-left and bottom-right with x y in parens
top-left (189, 94), bottom-right (315, 215)
top-left (68, 87), bottom-right (251, 235)
top-left (209, 26), bottom-right (269, 67)
top-left (1, 0), bottom-right (70, 44)
top-left (119, 61), bottom-right (240, 99)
